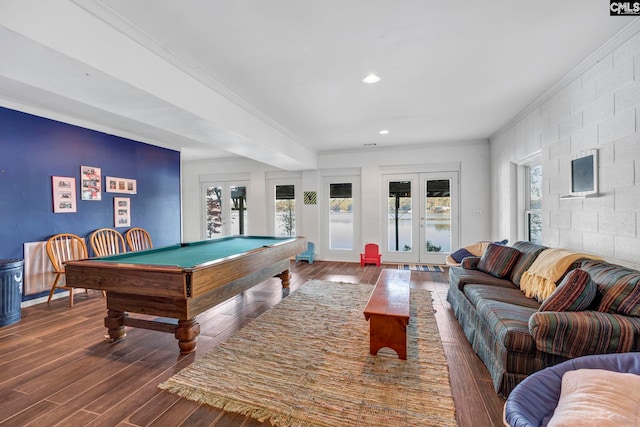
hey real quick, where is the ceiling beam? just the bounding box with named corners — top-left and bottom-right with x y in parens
top-left (0, 0), bottom-right (317, 170)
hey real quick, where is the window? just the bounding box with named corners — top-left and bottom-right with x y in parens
top-left (388, 181), bottom-right (412, 252)
top-left (203, 182), bottom-right (248, 238)
top-left (425, 179), bottom-right (452, 253)
top-left (205, 185), bottom-right (222, 238)
top-left (275, 184), bottom-right (295, 236)
top-left (229, 186), bottom-right (248, 235)
top-left (526, 163), bottom-right (542, 244)
top-left (329, 183), bottom-right (353, 250)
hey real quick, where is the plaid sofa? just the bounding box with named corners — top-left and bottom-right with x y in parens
top-left (446, 241), bottom-right (640, 397)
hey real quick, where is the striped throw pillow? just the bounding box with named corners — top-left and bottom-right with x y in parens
top-left (580, 260), bottom-right (640, 317)
top-left (461, 256), bottom-right (480, 270)
top-left (597, 276), bottom-right (640, 317)
top-left (477, 243), bottom-right (521, 279)
top-left (539, 269), bottom-right (596, 312)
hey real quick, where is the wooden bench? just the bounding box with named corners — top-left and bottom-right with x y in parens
top-left (363, 269), bottom-right (411, 360)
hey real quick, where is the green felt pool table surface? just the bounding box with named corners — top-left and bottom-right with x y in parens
top-left (94, 235), bottom-right (297, 268)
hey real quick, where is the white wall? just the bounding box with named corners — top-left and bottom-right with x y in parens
top-left (182, 140), bottom-right (491, 262)
top-left (491, 27), bottom-right (640, 270)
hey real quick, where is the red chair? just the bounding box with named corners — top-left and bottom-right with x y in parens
top-left (360, 243), bottom-right (381, 266)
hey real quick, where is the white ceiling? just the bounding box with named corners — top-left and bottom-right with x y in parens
top-left (0, 1), bottom-right (637, 170)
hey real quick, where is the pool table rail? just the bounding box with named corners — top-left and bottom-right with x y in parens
top-left (64, 262), bottom-right (190, 298)
top-left (189, 240), bottom-right (303, 297)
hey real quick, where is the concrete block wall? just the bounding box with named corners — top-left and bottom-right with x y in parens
top-left (491, 26), bottom-right (640, 270)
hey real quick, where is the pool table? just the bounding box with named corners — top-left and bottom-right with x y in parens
top-left (64, 235), bottom-right (307, 354)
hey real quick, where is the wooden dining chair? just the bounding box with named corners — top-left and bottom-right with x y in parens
top-left (125, 227), bottom-right (153, 252)
top-left (90, 228), bottom-right (127, 257)
top-left (46, 233), bottom-right (88, 307)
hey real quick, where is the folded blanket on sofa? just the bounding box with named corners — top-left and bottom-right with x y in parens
top-left (520, 248), bottom-right (602, 301)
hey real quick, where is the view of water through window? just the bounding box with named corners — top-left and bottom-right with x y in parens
top-left (386, 178), bottom-right (452, 254)
top-left (329, 183), bottom-right (353, 250)
top-left (386, 216), bottom-right (451, 253)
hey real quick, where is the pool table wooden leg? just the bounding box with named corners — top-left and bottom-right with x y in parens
top-left (176, 318), bottom-right (200, 355)
top-left (277, 270), bottom-right (290, 288)
top-left (104, 309), bottom-right (127, 342)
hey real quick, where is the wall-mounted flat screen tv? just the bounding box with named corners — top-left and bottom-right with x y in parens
top-left (568, 149), bottom-right (598, 198)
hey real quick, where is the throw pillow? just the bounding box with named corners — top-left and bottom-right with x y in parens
top-left (477, 243), bottom-right (521, 279)
top-left (461, 256), bottom-right (480, 270)
top-left (547, 369), bottom-right (640, 427)
top-left (450, 248), bottom-right (474, 263)
top-left (597, 276), bottom-right (640, 317)
top-left (539, 269), bottom-right (596, 312)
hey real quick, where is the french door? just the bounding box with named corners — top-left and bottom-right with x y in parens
top-left (201, 181), bottom-right (249, 238)
top-left (382, 172), bottom-right (459, 264)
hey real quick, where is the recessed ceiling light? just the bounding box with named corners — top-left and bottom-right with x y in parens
top-left (379, 129), bottom-right (389, 135)
top-left (362, 73), bottom-right (381, 84)
top-left (364, 143), bottom-right (377, 147)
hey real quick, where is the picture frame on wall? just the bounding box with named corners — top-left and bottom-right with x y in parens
top-left (52, 176), bottom-right (77, 213)
top-left (106, 176), bottom-right (137, 194)
top-left (114, 197), bottom-right (131, 227)
top-left (81, 165), bottom-right (102, 200)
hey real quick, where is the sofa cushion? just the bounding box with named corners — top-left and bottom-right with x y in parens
top-left (477, 244), bottom-right (521, 279)
top-left (539, 269), bottom-right (596, 312)
top-left (464, 284), bottom-right (540, 309)
top-left (509, 241), bottom-right (546, 286)
top-left (449, 265), bottom-right (516, 291)
top-left (476, 299), bottom-right (537, 353)
top-left (580, 260), bottom-right (640, 317)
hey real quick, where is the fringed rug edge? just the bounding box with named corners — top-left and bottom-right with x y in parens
top-left (158, 381), bottom-right (325, 427)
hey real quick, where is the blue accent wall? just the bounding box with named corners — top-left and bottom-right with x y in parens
top-left (0, 106), bottom-right (181, 298)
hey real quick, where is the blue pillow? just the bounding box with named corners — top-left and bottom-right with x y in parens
top-left (494, 239), bottom-right (508, 245)
top-left (450, 248), bottom-right (474, 263)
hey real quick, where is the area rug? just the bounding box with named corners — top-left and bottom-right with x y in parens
top-left (159, 280), bottom-right (456, 427)
top-left (398, 263), bottom-right (445, 272)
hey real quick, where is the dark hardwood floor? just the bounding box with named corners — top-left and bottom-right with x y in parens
top-left (0, 261), bottom-right (505, 426)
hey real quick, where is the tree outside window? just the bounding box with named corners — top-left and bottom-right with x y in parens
top-left (275, 185), bottom-right (295, 236)
top-left (527, 164), bottom-right (542, 244)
